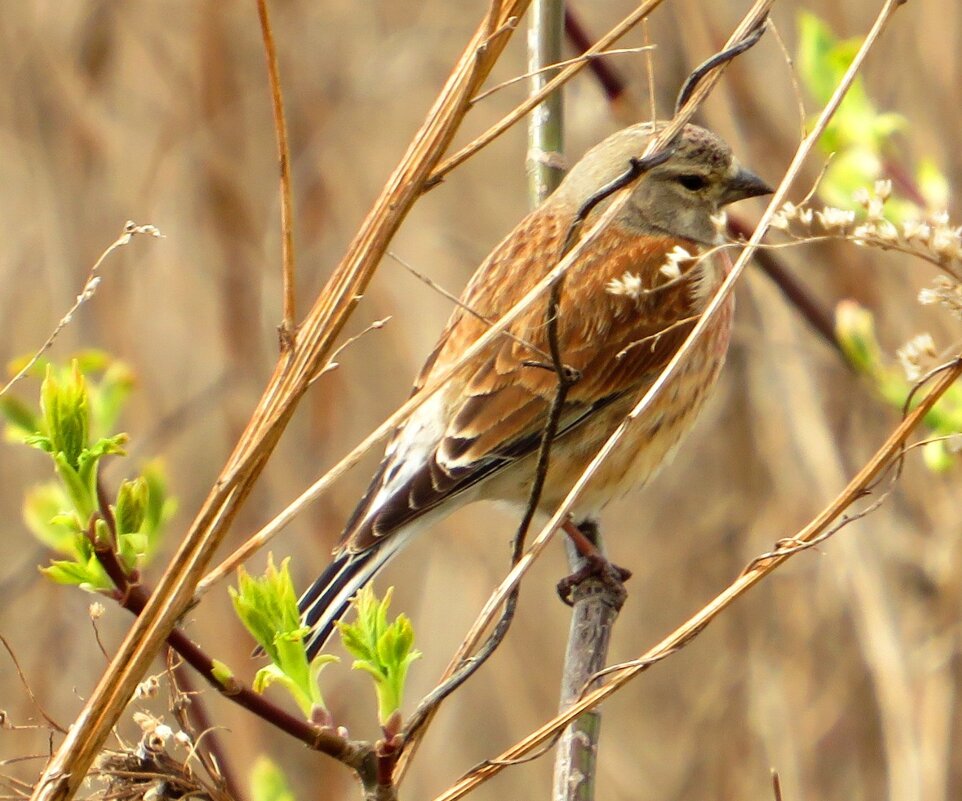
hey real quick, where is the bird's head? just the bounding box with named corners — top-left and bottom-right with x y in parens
top-left (555, 122), bottom-right (772, 245)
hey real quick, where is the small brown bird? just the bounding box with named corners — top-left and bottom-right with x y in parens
top-left (299, 122), bottom-right (771, 657)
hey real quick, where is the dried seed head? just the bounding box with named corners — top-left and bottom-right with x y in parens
top-left (918, 276), bottom-right (962, 318)
top-left (896, 333), bottom-right (937, 381)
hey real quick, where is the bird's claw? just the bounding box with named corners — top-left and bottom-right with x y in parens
top-left (556, 553), bottom-right (632, 608)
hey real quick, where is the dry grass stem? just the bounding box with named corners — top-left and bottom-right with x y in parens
top-left (428, 0), bottom-right (668, 184)
top-left (0, 636), bottom-right (65, 735)
top-left (471, 47), bottom-right (655, 105)
top-left (433, 344), bottom-right (956, 801)
top-left (255, 0), bottom-right (297, 338)
top-left (29, 3), bottom-right (531, 800)
top-left (0, 222), bottom-right (162, 400)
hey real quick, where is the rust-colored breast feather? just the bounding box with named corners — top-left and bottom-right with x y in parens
top-left (432, 209), bottom-right (702, 468)
top-left (343, 206), bottom-right (710, 551)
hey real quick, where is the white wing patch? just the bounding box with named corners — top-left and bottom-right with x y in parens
top-left (363, 390), bottom-right (450, 524)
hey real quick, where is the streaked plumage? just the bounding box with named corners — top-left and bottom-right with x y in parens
top-left (299, 122), bottom-right (771, 656)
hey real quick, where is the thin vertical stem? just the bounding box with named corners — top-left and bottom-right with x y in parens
top-left (527, 4), bottom-right (618, 800)
top-left (256, 0), bottom-right (297, 343)
top-left (552, 523), bottom-right (624, 801)
top-left (527, 0), bottom-right (566, 204)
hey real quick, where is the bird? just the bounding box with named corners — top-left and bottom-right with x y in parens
top-left (298, 121), bottom-right (771, 658)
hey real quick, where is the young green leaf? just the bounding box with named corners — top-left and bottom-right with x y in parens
top-left (337, 585), bottom-right (421, 726)
top-left (230, 556), bottom-right (336, 718)
top-left (40, 363), bottom-right (89, 470)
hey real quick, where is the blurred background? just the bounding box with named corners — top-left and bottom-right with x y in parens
top-left (1, 1), bottom-right (961, 800)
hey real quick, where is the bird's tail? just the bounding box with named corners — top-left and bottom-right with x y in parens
top-left (297, 540), bottom-right (402, 660)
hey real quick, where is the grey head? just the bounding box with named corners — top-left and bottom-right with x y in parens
top-left (553, 122), bottom-right (772, 245)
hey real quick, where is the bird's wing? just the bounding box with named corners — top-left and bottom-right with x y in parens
top-left (338, 206), bottom-right (703, 553)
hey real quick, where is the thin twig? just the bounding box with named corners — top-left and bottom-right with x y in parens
top-left (727, 216), bottom-right (843, 357)
top-left (0, 222), bottom-right (161, 400)
top-left (255, 0), bottom-right (297, 344)
top-left (309, 317), bottom-right (392, 386)
top-left (772, 770), bottom-right (784, 801)
top-left (768, 19), bottom-right (807, 139)
top-left (0, 636), bottom-right (66, 734)
top-left (166, 657), bottom-right (244, 801)
top-left (563, 7), bottom-right (625, 104)
top-left (471, 47), bottom-right (654, 105)
top-left (388, 251), bottom-right (555, 363)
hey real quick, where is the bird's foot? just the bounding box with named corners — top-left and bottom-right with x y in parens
top-left (556, 519), bottom-right (631, 608)
top-left (556, 553), bottom-right (631, 607)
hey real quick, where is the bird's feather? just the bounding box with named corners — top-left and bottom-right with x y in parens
top-left (338, 206), bottom-right (703, 553)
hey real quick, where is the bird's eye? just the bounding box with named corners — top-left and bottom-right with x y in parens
top-left (676, 174), bottom-right (708, 191)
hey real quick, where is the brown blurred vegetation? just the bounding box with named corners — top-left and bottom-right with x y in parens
top-left (2, 2), bottom-right (962, 800)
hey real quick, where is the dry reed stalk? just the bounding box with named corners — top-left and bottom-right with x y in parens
top-left (428, 0), bottom-right (668, 185)
top-left (255, 0), bottom-right (297, 338)
top-left (29, 3), bottom-right (531, 800)
top-left (434, 296), bottom-right (945, 801)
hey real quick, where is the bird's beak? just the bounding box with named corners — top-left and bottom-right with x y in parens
top-left (721, 167), bottom-right (773, 205)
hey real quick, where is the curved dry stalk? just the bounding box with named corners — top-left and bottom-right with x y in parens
top-left (471, 46), bottom-right (654, 105)
top-left (433, 349), bottom-right (955, 801)
top-left (255, 0), bottom-right (297, 340)
top-left (0, 222), bottom-right (162, 400)
top-left (29, 4), bottom-right (531, 801)
top-left (0, 635), bottom-right (66, 735)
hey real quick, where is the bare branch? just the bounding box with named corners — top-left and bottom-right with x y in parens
top-left (0, 222), bottom-right (162, 400)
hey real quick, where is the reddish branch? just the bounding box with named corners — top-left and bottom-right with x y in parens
top-left (88, 483), bottom-right (369, 773)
